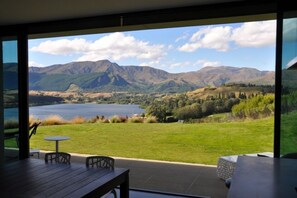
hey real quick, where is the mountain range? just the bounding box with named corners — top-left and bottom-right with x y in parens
top-left (28, 60), bottom-right (275, 93)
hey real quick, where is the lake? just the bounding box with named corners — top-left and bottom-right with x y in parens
top-left (29, 103), bottom-right (144, 120)
top-left (28, 103), bottom-right (145, 120)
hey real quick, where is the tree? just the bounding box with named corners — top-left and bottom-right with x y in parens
top-left (232, 94), bottom-right (274, 119)
top-left (201, 101), bottom-right (215, 116)
top-left (173, 103), bottom-right (202, 121)
top-left (146, 101), bottom-right (168, 122)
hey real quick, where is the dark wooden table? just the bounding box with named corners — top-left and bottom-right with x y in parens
top-left (228, 156), bottom-right (297, 198)
top-left (0, 158), bottom-right (129, 198)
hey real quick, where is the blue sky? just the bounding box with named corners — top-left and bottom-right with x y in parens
top-left (29, 20), bottom-right (276, 73)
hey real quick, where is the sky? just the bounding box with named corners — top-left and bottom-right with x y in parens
top-left (28, 20), bottom-right (276, 73)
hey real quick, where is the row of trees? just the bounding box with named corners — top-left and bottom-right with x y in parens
top-left (146, 93), bottom-right (275, 122)
top-left (232, 94), bottom-right (274, 119)
top-left (146, 93), bottom-right (241, 122)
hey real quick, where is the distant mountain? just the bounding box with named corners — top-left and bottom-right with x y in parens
top-left (179, 66), bottom-right (275, 87)
top-left (28, 60), bottom-right (275, 93)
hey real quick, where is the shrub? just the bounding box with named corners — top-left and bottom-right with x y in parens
top-left (29, 115), bottom-right (36, 125)
top-left (119, 116), bottom-right (128, 123)
top-left (145, 116), bottom-right (158, 123)
top-left (97, 118), bottom-right (110, 123)
top-left (71, 116), bottom-right (86, 124)
top-left (146, 102), bottom-right (168, 122)
top-left (29, 115), bottom-right (42, 126)
top-left (173, 103), bottom-right (202, 121)
top-left (88, 116), bottom-right (100, 123)
top-left (128, 116), bottom-right (144, 123)
top-left (110, 115), bottom-right (122, 123)
top-left (232, 94), bottom-right (274, 119)
top-left (42, 115), bottom-right (67, 125)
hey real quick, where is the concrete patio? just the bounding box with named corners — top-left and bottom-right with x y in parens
top-left (35, 151), bottom-right (228, 198)
top-left (114, 157), bottom-right (228, 198)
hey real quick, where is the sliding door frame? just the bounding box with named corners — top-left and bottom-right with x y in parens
top-left (2, 0), bottom-right (293, 162)
top-left (0, 30), bottom-right (29, 164)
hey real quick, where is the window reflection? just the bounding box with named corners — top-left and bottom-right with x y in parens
top-left (2, 39), bottom-right (19, 161)
top-left (281, 13), bottom-right (297, 155)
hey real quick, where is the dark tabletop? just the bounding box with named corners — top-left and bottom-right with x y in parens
top-left (0, 158), bottom-right (129, 198)
top-left (228, 156), bottom-right (297, 198)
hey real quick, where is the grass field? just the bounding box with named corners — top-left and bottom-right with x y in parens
top-left (30, 117), bottom-right (274, 165)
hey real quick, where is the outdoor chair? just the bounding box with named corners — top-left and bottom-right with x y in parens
top-left (29, 122), bottom-right (41, 158)
top-left (29, 122), bottom-right (41, 138)
top-left (45, 152), bottom-right (71, 164)
top-left (86, 156), bottom-right (117, 198)
top-left (15, 122), bottom-right (41, 158)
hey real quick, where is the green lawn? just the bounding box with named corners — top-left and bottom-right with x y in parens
top-left (30, 117), bottom-right (274, 165)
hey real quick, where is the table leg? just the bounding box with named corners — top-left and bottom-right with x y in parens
top-left (120, 174), bottom-right (129, 198)
top-left (56, 140), bottom-right (59, 153)
top-left (55, 140), bottom-right (59, 162)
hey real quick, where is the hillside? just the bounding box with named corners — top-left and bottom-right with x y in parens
top-left (186, 84), bottom-right (274, 100)
top-left (28, 60), bottom-right (275, 93)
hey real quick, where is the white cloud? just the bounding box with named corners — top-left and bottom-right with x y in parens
top-left (171, 61), bottom-right (192, 68)
top-left (30, 32), bottom-right (166, 63)
top-left (29, 61), bottom-right (45, 67)
top-left (167, 44), bottom-right (174, 50)
top-left (141, 60), bottom-right (218, 73)
top-left (195, 59), bottom-right (221, 68)
top-left (175, 32), bottom-right (190, 42)
top-left (30, 38), bottom-right (89, 55)
top-left (231, 20), bottom-right (276, 47)
top-left (178, 20), bottom-right (276, 53)
top-left (178, 26), bottom-right (232, 52)
top-left (139, 60), bottom-right (161, 67)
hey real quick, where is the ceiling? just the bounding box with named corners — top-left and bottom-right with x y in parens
top-left (0, 0), bottom-right (245, 26)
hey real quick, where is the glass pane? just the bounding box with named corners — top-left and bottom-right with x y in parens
top-left (2, 39), bottom-right (19, 162)
top-left (280, 11), bottom-right (297, 156)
